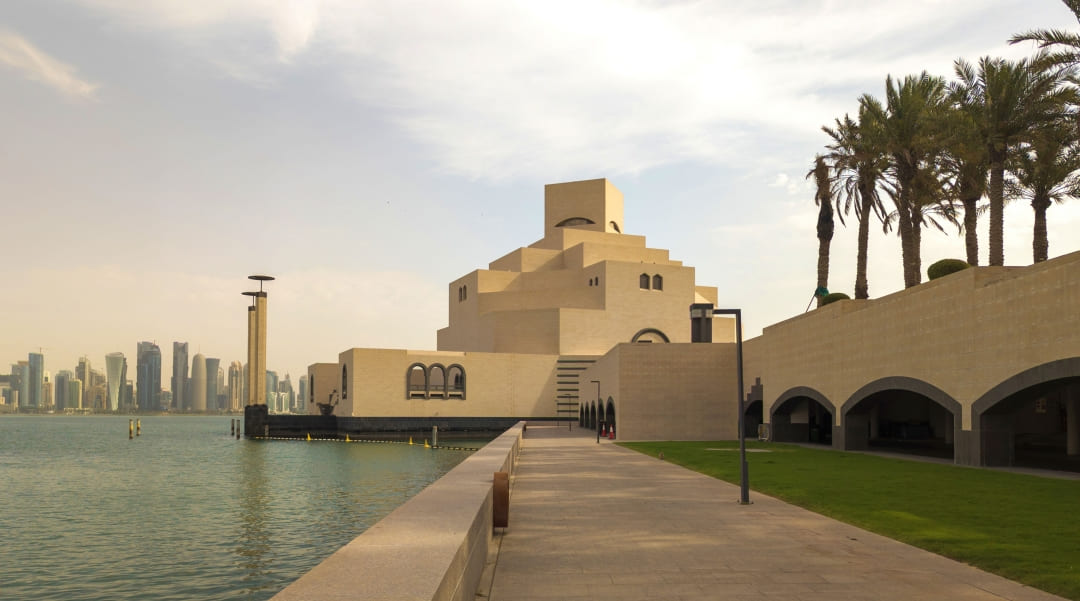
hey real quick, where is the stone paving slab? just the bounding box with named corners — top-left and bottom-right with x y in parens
top-left (484, 426), bottom-right (1066, 601)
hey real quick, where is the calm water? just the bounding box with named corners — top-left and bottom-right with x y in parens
top-left (0, 416), bottom-right (478, 601)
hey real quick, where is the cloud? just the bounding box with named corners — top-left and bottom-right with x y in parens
top-left (69, 0), bottom-right (1054, 179)
top-left (0, 30), bottom-right (99, 99)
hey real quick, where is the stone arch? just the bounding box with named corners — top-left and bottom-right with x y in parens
top-left (579, 405), bottom-right (585, 427)
top-left (841, 377), bottom-right (961, 458)
top-left (406, 363), bottom-right (428, 399)
top-left (652, 274), bottom-right (663, 291)
top-left (972, 357), bottom-right (1080, 470)
top-left (631, 328), bottom-right (670, 344)
top-left (770, 386), bottom-right (834, 445)
top-left (639, 273), bottom-right (650, 289)
top-left (429, 363), bottom-right (447, 399)
top-left (446, 364), bottom-right (465, 399)
top-left (606, 398), bottom-right (615, 437)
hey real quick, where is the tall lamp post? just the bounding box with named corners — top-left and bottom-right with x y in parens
top-left (691, 305), bottom-right (750, 505)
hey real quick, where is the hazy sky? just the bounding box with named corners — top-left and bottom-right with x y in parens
top-left (3, 0), bottom-right (1079, 386)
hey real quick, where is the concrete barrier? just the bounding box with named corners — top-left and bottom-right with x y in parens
top-left (270, 422), bottom-right (524, 601)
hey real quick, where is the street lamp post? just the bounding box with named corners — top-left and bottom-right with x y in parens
top-left (692, 305), bottom-right (750, 505)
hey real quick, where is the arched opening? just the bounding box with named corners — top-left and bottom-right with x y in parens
top-left (652, 274), bottom-right (663, 291)
top-left (639, 273), bottom-right (650, 289)
top-left (841, 378), bottom-right (959, 460)
top-left (770, 387), bottom-right (834, 445)
top-left (590, 402), bottom-right (597, 430)
top-left (579, 405), bottom-right (584, 426)
top-left (341, 365), bottom-right (348, 400)
top-left (974, 358), bottom-right (1080, 471)
top-left (429, 364), bottom-right (446, 399)
top-left (555, 217), bottom-right (596, 227)
top-left (631, 328), bottom-right (670, 344)
top-left (606, 398), bottom-right (615, 438)
top-left (744, 400), bottom-right (763, 439)
top-left (447, 364), bottom-right (465, 399)
top-left (406, 363), bottom-right (427, 399)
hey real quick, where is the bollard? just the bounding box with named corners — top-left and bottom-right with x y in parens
top-left (493, 471), bottom-right (510, 529)
top-left (231, 420), bottom-right (235, 436)
top-left (136, 419), bottom-right (141, 437)
top-left (128, 419), bottom-right (133, 440)
top-left (432, 425), bottom-right (438, 448)
top-left (236, 420), bottom-right (241, 440)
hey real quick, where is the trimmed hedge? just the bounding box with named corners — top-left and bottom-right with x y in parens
top-left (820, 292), bottom-right (850, 306)
top-left (928, 259), bottom-right (971, 280)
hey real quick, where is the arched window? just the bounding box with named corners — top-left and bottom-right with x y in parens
top-left (652, 274), bottom-right (663, 290)
top-left (407, 363), bottom-right (428, 399)
top-left (631, 328), bottom-right (670, 343)
top-left (447, 364), bottom-right (466, 399)
top-left (463, 285), bottom-right (467, 300)
top-left (555, 217), bottom-right (596, 227)
top-left (639, 273), bottom-right (650, 289)
top-left (429, 364), bottom-right (447, 399)
top-left (341, 365), bottom-right (348, 400)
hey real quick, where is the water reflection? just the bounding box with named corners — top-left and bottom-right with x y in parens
top-left (236, 441), bottom-right (273, 599)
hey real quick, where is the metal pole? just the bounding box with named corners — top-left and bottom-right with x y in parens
top-left (734, 309), bottom-right (750, 505)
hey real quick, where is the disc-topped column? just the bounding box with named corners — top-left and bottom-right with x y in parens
top-left (243, 275), bottom-right (274, 407)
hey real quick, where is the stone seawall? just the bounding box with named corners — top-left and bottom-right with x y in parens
top-left (269, 422), bottom-right (524, 601)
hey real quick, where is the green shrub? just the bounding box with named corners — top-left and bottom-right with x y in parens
top-left (820, 292), bottom-right (850, 306)
top-left (927, 259), bottom-right (970, 280)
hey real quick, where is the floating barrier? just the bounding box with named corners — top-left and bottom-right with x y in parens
top-left (247, 434), bottom-right (480, 451)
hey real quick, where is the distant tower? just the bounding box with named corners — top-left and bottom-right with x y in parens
top-left (12, 361), bottom-right (29, 408)
top-left (76, 357), bottom-right (92, 408)
top-left (190, 353), bottom-right (207, 412)
top-left (136, 342), bottom-right (162, 411)
top-left (298, 376), bottom-right (308, 414)
top-left (205, 357), bottom-right (220, 412)
top-left (105, 352), bottom-right (126, 412)
top-left (172, 342), bottom-right (189, 411)
top-left (27, 352), bottom-right (44, 408)
top-left (228, 361), bottom-right (243, 412)
top-left (68, 378), bottom-right (83, 410)
top-left (54, 370), bottom-right (73, 411)
top-left (43, 372), bottom-right (53, 410)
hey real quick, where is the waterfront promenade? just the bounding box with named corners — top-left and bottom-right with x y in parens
top-left (482, 425), bottom-right (1064, 601)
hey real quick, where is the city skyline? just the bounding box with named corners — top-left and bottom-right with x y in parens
top-left (3, 1), bottom-right (1080, 382)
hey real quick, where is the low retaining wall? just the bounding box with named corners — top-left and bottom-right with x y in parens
top-left (270, 421), bottom-right (524, 601)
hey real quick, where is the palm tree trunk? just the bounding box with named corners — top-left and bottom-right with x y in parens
top-left (910, 209), bottom-right (923, 286)
top-left (1032, 196), bottom-right (1051, 262)
top-left (989, 155), bottom-right (1006, 266)
top-left (855, 195), bottom-right (871, 299)
top-left (896, 197), bottom-right (918, 288)
top-left (963, 196), bottom-right (979, 266)
top-left (817, 239), bottom-right (830, 307)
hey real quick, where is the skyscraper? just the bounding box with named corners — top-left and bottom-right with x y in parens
top-left (228, 362), bottom-right (243, 412)
top-left (68, 378), bottom-right (82, 410)
top-left (298, 375), bottom-right (308, 414)
top-left (172, 342), bottom-right (188, 411)
top-left (28, 352), bottom-right (44, 408)
top-left (12, 362), bottom-right (29, 408)
top-left (190, 353), bottom-right (207, 412)
top-left (204, 357), bottom-right (220, 412)
top-left (105, 352), bottom-right (126, 412)
top-left (76, 357), bottom-right (92, 409)
top-left (43, 372), bottom-right (52, 410)
top-left (54, 370), bottom-right (73, 411)
top-left (136, 342), bottom-right (162, 411)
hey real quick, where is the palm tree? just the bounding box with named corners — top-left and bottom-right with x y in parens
top-left (860, 73), bottom-right (951, 287)
top-left (1009, 0), bottom-right (1080, 70)
top-left (807, 154), bottom-right (835, 306)
top-left (1007, 119), bottom-right (1080, 262)
top-left (822, 108), bottom-right (887, 299)
top-left (952, 55), bottom-right (1073, 266)
top-left (940, 96), bottom-right (989, 265)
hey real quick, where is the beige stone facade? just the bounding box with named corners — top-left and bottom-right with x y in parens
top-left (311, 179), bottom-right (735, 440)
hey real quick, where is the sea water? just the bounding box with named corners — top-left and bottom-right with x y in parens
top-left (0, 416), bottom-right (476, 601)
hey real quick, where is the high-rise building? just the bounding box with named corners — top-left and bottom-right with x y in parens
top-left (68, 379), bottom-right (83, 410)
top-left (12, 362), bottom-right (29, 408)
top-left (43, 372), bottom-right (53, 410)
top-left (136, 342), bottom-right (162, 411)
top-left (28, 352), bottom-right (44, 408)
top-left (265, 370), bottom-right (279, 412)
top-left (54, 370), bottom-right (73, 410)
top-left (298, 375), bottom-right (308, 414)
top-left (204, 357), bottom-right (220, 412)
top-left (76, 357), bottom-right (92, 408)
top-left (172, 342), bottom-right (189, 411)
top-left (105, 352), bottom-right (126, 412)
top-left (216, 364), bottom-right (225, 410)
top-left (190, 353), bottom-right (207, 412)
top-left (279, 374), bottom-right (294, 414)
top-left (228, 362), bottom-right (243, 412)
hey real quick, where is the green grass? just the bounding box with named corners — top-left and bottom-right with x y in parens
top-left (621, 440), bottom-right (1080, 600)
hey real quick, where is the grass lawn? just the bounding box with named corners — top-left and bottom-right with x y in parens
top-left (620, 440), bottom-right (1080, 600)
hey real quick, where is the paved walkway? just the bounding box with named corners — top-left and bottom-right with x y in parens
top-left (482, 426), bottom-right (1065, 601)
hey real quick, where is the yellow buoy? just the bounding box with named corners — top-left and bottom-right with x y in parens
top-left (345, 434), bottom-right (351, 442)
top-left (409, 436), bottom-right (414, 445)
top-left (128, 419), bottom-right (133, 440)
top-left (424, 439), bottom-right (430, 448)
top-left (306, 433), bottom-right (312, 441)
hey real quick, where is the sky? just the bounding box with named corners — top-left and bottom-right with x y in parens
top-left (3, 0), bottom-right (1080, 388)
